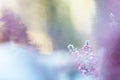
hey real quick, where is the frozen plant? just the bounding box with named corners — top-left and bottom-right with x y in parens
top-left (67, 40), bottom-right (97, 78)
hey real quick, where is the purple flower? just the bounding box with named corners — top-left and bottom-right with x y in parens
top-left (0, 9), bottom-right (30, 45)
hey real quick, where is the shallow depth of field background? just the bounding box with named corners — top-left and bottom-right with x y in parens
top-left (0, 0), bottom-right (96, 53)
top-left (0, 0), bottom-right (97, 80)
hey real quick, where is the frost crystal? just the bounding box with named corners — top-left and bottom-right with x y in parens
top-left (68, 40), bottom-right (97, 77)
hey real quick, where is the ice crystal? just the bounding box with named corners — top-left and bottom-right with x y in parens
top-left (68, 40), bottom-right (97, 77)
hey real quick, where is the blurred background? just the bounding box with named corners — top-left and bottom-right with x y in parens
top-left (0, 0), bottom-right (97, 80)
top-left (0, 0), bottom-right (96, 53)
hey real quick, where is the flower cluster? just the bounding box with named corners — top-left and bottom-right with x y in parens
top-left (67, 40), bottom-right (97, 77)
